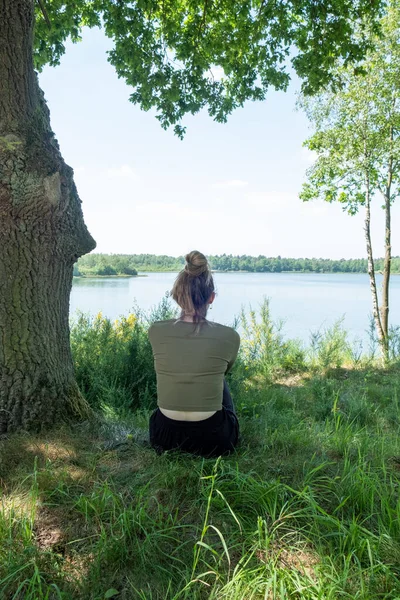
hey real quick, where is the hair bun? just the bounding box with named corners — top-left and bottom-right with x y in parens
top-left (185, 250), bottom-right (209, 277)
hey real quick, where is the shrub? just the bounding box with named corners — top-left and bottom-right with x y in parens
top-left (120, 266), bottom-right (138, 276)
top-left (71, 312), bottom-right (154, 413)
top-left (96, 264), bottom-right (118, 276)
top-left (239, 298), bottom-right (306, 383)
top-left (309, 319), bottom-right (351, 370)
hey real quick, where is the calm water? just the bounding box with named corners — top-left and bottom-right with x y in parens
top-left (70, 272), bottom-right (400, 345)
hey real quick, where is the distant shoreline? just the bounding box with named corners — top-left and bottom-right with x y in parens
top-left (75, 253), bottom-right (400, 277)
top-left (73, 270), bottom-right (400, 278)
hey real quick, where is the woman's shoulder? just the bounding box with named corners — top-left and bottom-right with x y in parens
top-left (150, 319), bottom-right (176, 327)
top-left (208, 322), bottom-right (240, 343)
top-left (148, 319), bottom-right (176, 335)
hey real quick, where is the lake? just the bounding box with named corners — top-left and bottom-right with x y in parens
top-left (70, 272), bottom-right (400, 346)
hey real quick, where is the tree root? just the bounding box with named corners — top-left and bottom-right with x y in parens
top-left (67, 385), bottom-right (93, 421)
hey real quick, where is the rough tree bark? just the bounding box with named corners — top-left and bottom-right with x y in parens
top-left (0, 0), bottom-right (96, 432)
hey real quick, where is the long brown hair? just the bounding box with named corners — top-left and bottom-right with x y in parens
top-left (171, 251), bottom-right (215, 323)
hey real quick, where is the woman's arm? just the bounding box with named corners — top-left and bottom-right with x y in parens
top-left (226, 331), bottom-right (240, 374)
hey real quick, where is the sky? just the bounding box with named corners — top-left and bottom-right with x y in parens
top-left (39, 27), bottom-right (400, 260)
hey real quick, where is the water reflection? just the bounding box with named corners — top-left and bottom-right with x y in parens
top-left (72, 277), bottom-right (132, 289)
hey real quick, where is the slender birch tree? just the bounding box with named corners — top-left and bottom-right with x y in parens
top-left (301, 2), bottom-right (400, 358)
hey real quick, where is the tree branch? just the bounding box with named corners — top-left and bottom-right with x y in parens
top-left (37, 0), bottom-right (51, 29)
top-left (201, 0), bottom-right (209, 30)
top-left (377, 185), bottom-right (386, 198)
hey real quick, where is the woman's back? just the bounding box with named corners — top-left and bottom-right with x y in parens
top-left (148, 250), bottom-right (240, 456)
top-left (149, 319), bottom-right (240, 412)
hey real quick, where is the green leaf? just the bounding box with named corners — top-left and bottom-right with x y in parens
top-left (104, 589), bottom-right (119, 599)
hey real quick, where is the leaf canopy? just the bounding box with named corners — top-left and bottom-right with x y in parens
top-left (34, 0), bottom-right (384, 136)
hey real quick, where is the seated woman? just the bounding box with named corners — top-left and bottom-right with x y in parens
top-left (149, 250), bottom-right (240, 457)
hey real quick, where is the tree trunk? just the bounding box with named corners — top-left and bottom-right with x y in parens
top-left (364, 183), bottom-right (385, 356)
top-left (0, 0), bottom-right (96, 432)
top-left (380, 189), bottom-right (391, 357)
top-left (380, 129), bottom-right (394, 360)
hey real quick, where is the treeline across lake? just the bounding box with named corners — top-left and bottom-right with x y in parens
top-left (75, 253), bottom-right (400, 276)
top-left (74, 254), bottom-right (138, 277)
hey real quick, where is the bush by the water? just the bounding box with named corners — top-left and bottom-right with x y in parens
top-left (70, 296), bottom-right (177, 414)
top-left (1, 300), bottom-right (400, 598)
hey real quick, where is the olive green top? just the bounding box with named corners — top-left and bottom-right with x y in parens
top-left (148, 320), bottom-right (240, 412)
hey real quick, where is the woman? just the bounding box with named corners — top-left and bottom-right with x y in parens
top-left (149, 250), bottom-right (240, 457)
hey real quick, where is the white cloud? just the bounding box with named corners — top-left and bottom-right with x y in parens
top-left (107, 164), bottom-right (137, 179)
top-left (212, 179), bottom-right (249, 189)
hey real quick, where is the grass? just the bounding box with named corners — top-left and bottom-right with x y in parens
top-left (1, 300), bottom-right (400, 598)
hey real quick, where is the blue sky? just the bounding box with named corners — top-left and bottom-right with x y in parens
top-left (39, 27), bottom-right (400, 259)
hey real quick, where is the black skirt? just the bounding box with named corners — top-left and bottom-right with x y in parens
top-left (149, 407), bottom-right (239, 457)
